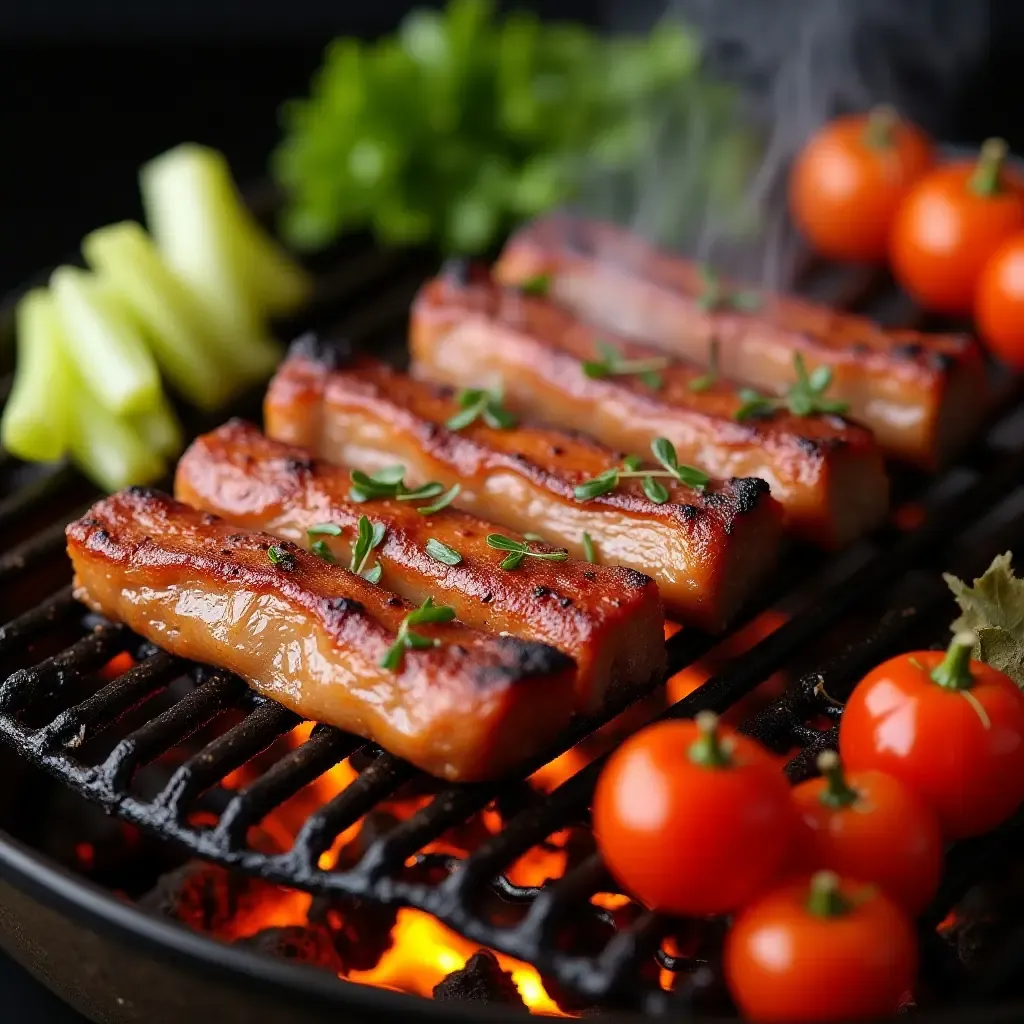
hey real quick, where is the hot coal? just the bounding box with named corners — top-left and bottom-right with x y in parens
top-left (432, 950), bottom-right (526, 1008)
top-left (138, 861), bottom-right (260, 933)
top-left (239, 924), bottom-right (345, 973)
top-left (309, 893), bottom-right (397, 973)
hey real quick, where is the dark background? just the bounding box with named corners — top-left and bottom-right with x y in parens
top-left (0, 0), bottom-right (1022, 1019)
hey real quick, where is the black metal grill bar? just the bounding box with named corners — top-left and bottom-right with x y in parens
top-left (29, 649), bottom-right (183, 755)
top-left (0, 464), bottom-right (79, 534)
top-left (515, 853), bottom-right (611, 947)
top-left (0, 621), bottom-right (129, 714)
top-left (0, 584), bottom-right (76, 653)
top-left (212, 725), bottom-right (361, 848)
top-left (0, 512), bottom-right (82, 586)
top-left (96, 672), bottom-right (248, 796)
top-left (153, 699), bottom-right (302, 821)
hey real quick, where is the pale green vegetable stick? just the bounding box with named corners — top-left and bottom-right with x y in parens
top-left (68, 378), bottom-right (167, 492)
top-left (51, 266), bottom-right (162, 417)
top-left (129, 388), bottom-right (184, 460)
top-left (83, 222), bottom-right (239, 411)
top-left (1, 288), bottom-right (73, 462)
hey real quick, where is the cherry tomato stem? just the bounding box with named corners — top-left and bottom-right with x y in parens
top-left (805, 870), bottom-right (852, 917)
top-left (931, 631), bottom-right (977, 689)
top-left (815, 750), bottom-right (859, 809)
top-left (970, 138), bottom-right (1010, 198)
top-left (862, 105), bottom-right (897, 150)
top-left (688, 709), bottom-right (731, 768)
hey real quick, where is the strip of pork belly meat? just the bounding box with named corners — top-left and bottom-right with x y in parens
top-left (493, 215), bottom-right (989, 470)
top-left (174, 420), bottom-right (666, 712)
top-left (66, 488), bottom-right (578, 781)
top-left (264, 343), bottom-right (784, 632)
top-left (409, 270), bottom-right (889, 549)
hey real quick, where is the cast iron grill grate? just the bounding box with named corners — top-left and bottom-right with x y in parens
top-left (1, 242), bottom-right (1023, 1018)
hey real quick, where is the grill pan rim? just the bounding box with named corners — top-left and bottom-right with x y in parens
top-left (0, 825), bottom-right (613, 1024)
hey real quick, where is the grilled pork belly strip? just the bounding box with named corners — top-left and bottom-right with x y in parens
top-left (174, 420), bottom-right (666, 711)
top-left (66, 488), bottom-right (577, 781)
top-left (264, 345), bottom-right (784, 631)
top-left (494, 216), bottom-right (989, 469)
top-left (410, 272), bottom-right (889, 549)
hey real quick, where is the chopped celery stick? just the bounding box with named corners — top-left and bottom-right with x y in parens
top-left (142, 144), bottom-right (311, 318)
top-left (130, 388), bottom-right (183, 460)
top-left (51, 266), bottom-right (162, 416)
top-left (1, 289), bottom-right (72, 462)
top-left (69, 378), bottom-right (166, 492)
top-left (83, 222), bottom-right (238, 411)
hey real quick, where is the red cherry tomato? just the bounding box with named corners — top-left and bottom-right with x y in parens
top-left (592, 712), bottom-right (795, 917)
top-left (791, 750), bottom-right (943, 914)
top-left (976, 232), bottom-right (1024, 368)
top-left (789, 106), bottom-right (934, 263)
top-left (890, 138), bottom-right (1024, 316)
top-left (840, 632), bottom-right (1024, 840)
top-left (725, 871), bottom-right (917, 1022)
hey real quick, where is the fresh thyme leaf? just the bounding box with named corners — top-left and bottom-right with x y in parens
top-left (380, 596), bottom-right (456, 671)
top-left (622, 455), bottom-right (644, 472)
top-left (783, 353), bottom-right (850, 418)
top-left (310, 539), bottom-right (335, 563)
top-left (651, 437), bottom-right (678, 473)
top-left (363, 561), bottom-right (383, 584)
top-left (524, 532), bottom-right (545, 542)
top-left (581, 340), bottom-right (668, 390)
top-left (519, 273), bottom-right (551, 297)
top-left (945, 552), bottom-right (1024, 689)
top-left (486, 534), bottom-right (525, 552)
top-left (688, 338), bottom-right (720, 392)
top-left (697, 265), bottom-right (762, 314)
top-left (417, 483), bottom-right (461, 515)
top-left (809, 365), bottom-right (833, 392)
top-left (501, 550), bottom-right (527, 570)
top-left (307, 522), bottom-right (343, 537)
top-left (674, 464), bottom-right (711, 490)
top-left (445, 387), bottom-right (517, 432)
top-left (407, 595), bottom-right (457, 627)
top-left (397, 481), bottom-right (446, 501)
top-left (349, 466), bottom-right (408, 502)
top-left (350, 515), bottom-right (387, 576)
top-left (643, 476), bottom-right (670, 503)
top-left (574, 468), bottom-right (619, 501)
top-left (372, 465), bottom-right (407, 486)
top-left (582, 531), bottom-right (596, 564)
top-left (267, 545), bottom-right (297, 570)
top-left (487, 533), bottom-right (568, 569)
top-left (425, 538), bottom-right (462, 566)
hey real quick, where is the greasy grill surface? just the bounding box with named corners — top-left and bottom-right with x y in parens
top-left (1, 241), bottom-right (1024, 1017)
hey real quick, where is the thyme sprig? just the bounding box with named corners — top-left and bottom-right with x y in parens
top-left (734, 353), bottom-right (850, 421)
top-left (582, 340), bottom-right (668, 390)
top-left (574, 438), bottom-right (710, 503)
top-left (380, 596), bottom-right (456, 671)
top-left (486, 534), bottom-right (570, 570)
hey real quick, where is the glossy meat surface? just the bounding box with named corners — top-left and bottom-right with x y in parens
top-left (67, 488), bottom-right (577, 781)
top-left (264, 346), bottom-right (784, 631)
top-left (411, 272), bottom-right (889, 549)
top-left (494, 216), bottom-right (990, 469)
top-left (175, 420), bottom-right (666, 710)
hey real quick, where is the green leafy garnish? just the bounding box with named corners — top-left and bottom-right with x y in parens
top-left (523, 532), bottom-right (545, 542)
top-left (307, 522), bottom-right (343, 537)
top-left (380, 596), bottom-right (457, 671)
top-left (945, 552), bottom-right (1024, 689)
top-left (425, 538), bottom-right (462, 566)
top-left (696, 265), bottom-right (761, 314)
top-left (687, 338), bottom-right (720, 393)
top-left (734, 354), bottom-right (850, 422)
top-left (581, 531), bottom-right (596, 564)
top-left (445, 387), bottom-right (518, 431)
top-left (310, 539), bottom-right (336, 563)
top-left (348, 465), bottom-right (453, 512)
top-left (486, 534), bottom-right (569, 570)
top-left (350, 515), bottom-right (387, 582)
top-left (273, 2), bottom-right (748, 256)
top-left (574, 437), bottom-right (710, 503)
top-left (582, 340), bottom-right (668, 390)
top-left (267, 545), bottom-right (297, 570)
top-left (417, 483), bottom-right (462, 515)
top-left (519, 273), bottom-right (551, 297)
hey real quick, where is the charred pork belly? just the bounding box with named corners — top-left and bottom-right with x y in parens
top-left (175, 420), bottom-right (666, 711)
top-left (264, 347), bottom-right (783, 631)
top-left (66, 488), bottom-right (577, 781)
top-left (410, 272), bottom-right (889, 549)
top-left (494, 215), bottom-right (989, 469)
